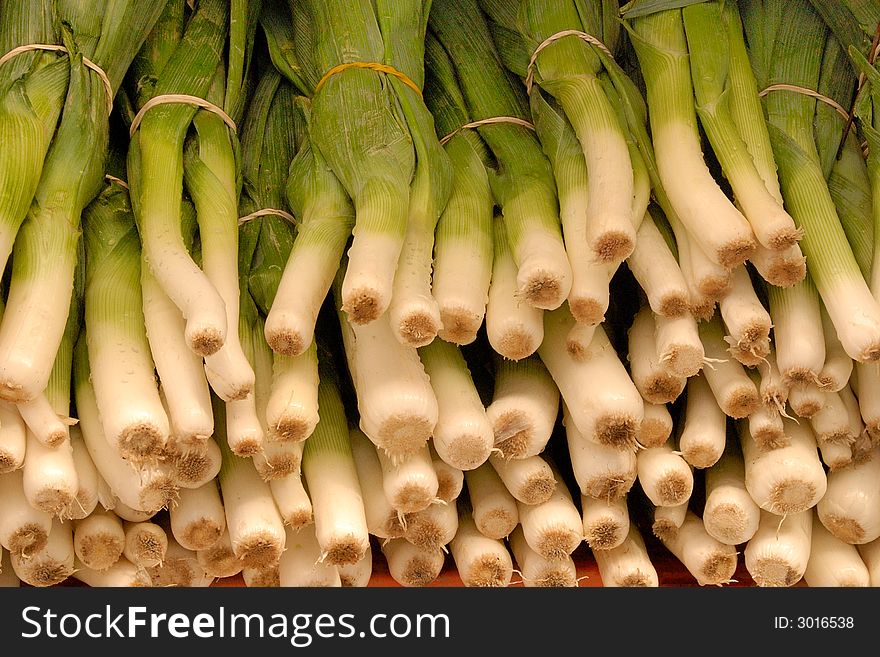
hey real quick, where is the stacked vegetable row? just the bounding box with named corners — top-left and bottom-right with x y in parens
top-left (2, 0), bottom-right (880, 588)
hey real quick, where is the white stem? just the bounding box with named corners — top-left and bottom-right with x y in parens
top-left (241, 565), bottom-right (280, 587)
top-left (11, 518), bottom-right (74, 587)
top-left (750, 242), bottom-right (807, 288)
top-left (486, 356), bottom-right (558, 460)
top-left (0, 549), bottom-right (20, 587)
top-left (278, 524), bottom-right (341, 587)
top-left (266, 345), bottom-right (319, 443)
top-left (592, 525), bottom-right (659, 587)
top-left (489, 453), bottom-right (556, 505)
top-left (143, 267), bottom-right (213, 444)
top-left (430, 443), bottom-right (464, 503)
top-left (758, 349), bottom-right (789, 410)
top-left (170, 480), bottom-right (226, 551)
top-left (111, 499), bottom-right (157, 523)
top-left (628, 215), bottom-right (690, 317)
top-left (747, 404), bottom-right (787, 450)
top-left (817, 446), bottom-right (880, 544)
top-left (404, 499), bottom-right (458, 552)
top-left (788, 382), bottom-right (824, 418)
top-left (810, 390), bottom-right (856, 446)
top-left (350, 428), bottom-right (404, 539)
top-left (509, 525), bottom-right (578, 587)
top-left (450, 510), bottom-right (513, 587)
top-left (540, 314), bottom-right (643, 450)
top-left (420, 339), bottom-right (493, 470)
top-left (516, 466), bottom-right (583, 560)
top-left (678, 374), bottom-right (727, 468)
top-left (856, 362), bottom-right (880, 433)
top-left (0, 401), bottom-right (26, 473)
top-left (196, 529), bottom-right (243, 579)
top-left (123, 521), bottom-right (167, 569)
top-left (225, 394), bottom-right (264, 457)
top-left (740, 418), bottom-right (827, 515)
top-left (17, 393), bottom-right (70, 448)
top-left (377, 441), bottom-right (439, 515)
top-left (718, 265), bottom-right (771, 362)
top-left (699, 315), bottom-right (760, 418)
top-left (688, 235), bottom-right (732, 299)
top-left (338, 544), bottom-right (373, 587)
top-left (146, 537), bottom-right (210, 588)
top-left (744, 509), bottom-right (812, 587)
top-left (804, 513), bottom-right (870, 587)
top-left (202, 299), bottom-right (255, 404)
top-left (565, 405), bottom-right (637, 500)
top-left (857, 538), bottom-right (880, 586)
top-left (567, 262), bottom-right (615, 325)
top-left (73, 507), bottom-right (125, 571)
top-left (652, 501), bottom-right (688, 542)
top-left (253, 440), bottom-right (304, 482)
top-left (819, 305), bottom-right (854, 392)
top-left (465, 463), bottom-right (518, 540)
top-left (818, 440), bottom-right (853, 470)
top-left (67, 431), bottom-right (100, 520)
top-left (654, 312), bottom-right (704, 379)
top-left (0, 469), bottom-right (51, 556)
top-left (22, 430), bottom-right (77, 518)
top-left (513, 224), bottom-right (573, 311)
top-left (341, 230), bottom-right (401, 326)
top-left (637, 402), bottom-right (673, 448)
top-left (628, 306), bottom-right (687, 404)
top-left (167, 437), bottom-right (222, 489)
top-left (268, 472), bottom-right (313, 531)
top-left (381, 538), bottom-right (444, 587)
top-left (565, 319), bottom-right (597, 361)
top-left (433, 238), bottom-right (491, 346)
top-left (658, 510), bottom-right (738, 586)
top-left (581, 494), bottom-right (629, 550)
top-left (703, 448), bottom-right (760, 546)
top-left (768, 278), bottom-right (825, 384)
top-left (72, 557), bottom-right (152, 587)
top-left (637, 442), bottom-right (694, 507)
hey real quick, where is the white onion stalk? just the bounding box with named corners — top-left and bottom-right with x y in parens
top-left (819, 306), bottom-right (853, 392)
top-left (857, 539), bottom-right (880, 586)
top-left (842, 386), bottom-right (870, 460)
top-left (381, 539), bottom-right (444, 587)
top-left (223, 395), bottom-right (263, 457)
top-left (420, 339), bottom-right (494, 470)
top-left (74, 342), bottom-right (176, 514)
top-left (628, 306), bottom-right (686, 405)
top-left (0, 549), bottom-right (20, 588)
top-left (431, 444), bottom-right (464, 503)
top-left (278, 524), bottom-right (341, 587)
top-left (450, 509), bottom-right (513, 587)
top-left (72, 557), bottom-right (152, 587)
top-left (224, 311), bottom-right (265, 456)
top-left (0, 469), bottom-right (51, 557)
top-left (123, 521), bottom-right (167, 569)
top-left (744, 510), bottom-right (812, 587)
top-left (217, 395), bottom-right (286, 570)
top-left (811, 390), bottom-right (856, 447)
top-left (565, 406), bottom-right (637, 500)
top-left (377, 441), bottom-right (439, 516)
top-left (170, 480), bottom-right (226, 552)
top-left (818, 441), bottom-right (853, 471)
top-left (266, 343), bottom-right (319, 443)
top-left (167, 437), bottom-right (222, 490)
top-left (678, 374), bottom-right (727, 468)
top-left (687, 236), bottom-right (732, 301)
top-left (817, 446), bottom-right (880, 545)
top-left (628, 214), bottom-right (690, 317)
top-left (269, 472), bottom-right (313, 531)
top-left (196, 530), bottom-right (243, 579)
top-left (489, 453), bottom-right (556, 505)
top-left (758, 349), bottom-right (789, 413)
top-left (350, 429), bottom-right (404, 539)
top-left (486, 355), bottom-right (558, 460)
top-left (652, 501), bottom-right (688, 542)
top-left (465, 463), bottom-right (518, 541)
top-left (509, 525), bottom-right (577, 588)
top-left (73, 508), bottom-right (125, 572)
top-left (856, 362), bottom-right (880, 434)
top-left (404, 500), bottom-right (458, 552)
top-left (302, 376), bottom-right (369, 566)
top-left (718, 265), bottom-right (771, 363)
top-left (767, 278), bottom-right (825, 385)
top-left (517, 466), bottom-right (583, 560)
top-left (338, 544), bottom-right (373, 587)
top-left (804, 514), bottom-right (870, 587)
top-left (11, 518), bottom-right (74, 587)
top-left (540, 315), bottom-right (643, 449)
top-left (0, 402), bottom-right (26, 473)
top-left (567, 264), bottom-right (615, 326)
top-left (23, 430), bottom-right (77, 519)
top-left (67, 433), bottom-right (100, 521)
top-left (746, 399), bottom-right (787, 450)
top-left (750, 242), bottom-right (807, 288)
top-left (703, 447), bottom-right (760, 546)
top-left (740, 418), bottom-right (827, 515)
top-left (17, 394), bottom-right (71, 448)
top-left (111, 500), bottom-right (157, 523)
top-left (147, 538), bottom-right (211, 588)
top-left (593, 525), bottom-right (659, 587)
top-left (674, 224), bottom-right (716, 320)
top-left (699, 314), bottom-right (760, 418)
top-left (143, 268), bottom-right (213, 446)
top-left (581, 495), bottom-right (629, 551)
top-left (336, 275), bottom-right (438, 461)
top-left (253, 440), bottom-right (304, 482)
top-left (658, 510), bottom-right (738, 586)
top-left (788, 382), bottom-right (824, 419)
top-left (637, 441), bottom-right (694, 508)
top-left (637, 403), bottom-right (673, 448)
top-left (486, 217), bottom-right (543, 360)
top-left (565, 319), bottom-right (597, 361)
top-left (242, 565), bottom-right (280, 588)
top-left (654, 312), bottom-right (705, 379)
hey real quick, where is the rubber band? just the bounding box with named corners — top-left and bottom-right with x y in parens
top-left (104, 174), bottom-right (129, 190)
top-left (439, 116), bottom-right (536, 145)
top-left (525, 29), bottom-right (614, 93)
top-left (129, 94), bottom-right (237, 138)
top-left (0, 43), bottom-right (113, 115)
top-left (238, 208), bottom-right (298, 227)
top-left (758, 84), bottom-right (850, 121)
top-left (314, 61), bottom-right (422, 98)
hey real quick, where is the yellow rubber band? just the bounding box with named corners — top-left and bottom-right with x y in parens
top-left (238, 208), bottom-right (298, 227)
top-left (439, 116), bottom-right (536, 146)
top-left (758, 84), bottom-right (850, 121)
top-left (314, 61), bottom-right (422, 98)
top-left (525, 30), bottom-right (614, 94)
top-left (0, 43), bottom-right (114, 115)
top-left (104, 174), bottom-right (129, 190)
top-left (129, 94), bottom-right (237, 138)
